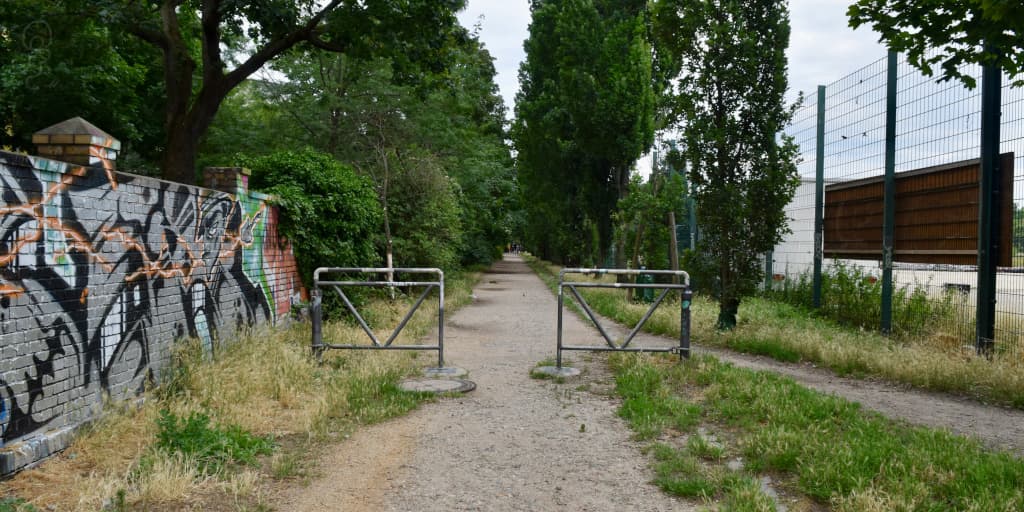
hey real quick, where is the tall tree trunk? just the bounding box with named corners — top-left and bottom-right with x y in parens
top-left (162, 128), bottom-right (199, 185)
top-left (161, 92), bottom-right (224, 185)
top-left (717, 296), bottom-right (740, 330)
top-left (716, 252), bottom-right (740, 329)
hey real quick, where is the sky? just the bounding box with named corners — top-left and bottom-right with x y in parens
top-left (456, 0), bottom-right (890, 173)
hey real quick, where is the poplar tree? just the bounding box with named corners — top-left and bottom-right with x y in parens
top-left (653, 0), bottom-right (799, 329)
top-left (514, 0), bottom-right (654, 265)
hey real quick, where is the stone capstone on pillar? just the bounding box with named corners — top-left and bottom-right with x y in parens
top-left (203, 166), bottom-right (251, 195)
top-left (32, 117), bottom-right (120, 170)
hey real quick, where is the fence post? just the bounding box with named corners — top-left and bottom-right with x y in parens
top-left (976, 49), bottom-right (1002, 356)
top-left (310, 289), bottom-right (323, 360)
top-left (813, 85), bottom-right (825, 308)
top-left (879, 51), bottom-right (898, 334)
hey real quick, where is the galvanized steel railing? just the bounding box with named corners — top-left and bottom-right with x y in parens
top-left (556, 268), bottom-right (692, 367)
top-left (311, 267), bottom-right (445, 367)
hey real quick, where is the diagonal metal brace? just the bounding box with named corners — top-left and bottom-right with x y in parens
top-left (333, 285), bottom-right (382, 346)
top-left (382, 284), bottom-right (436, 346)
top-left (567, 284), bottom-right (618, 349)
top-left (621, 287), bottom-right (671, 349)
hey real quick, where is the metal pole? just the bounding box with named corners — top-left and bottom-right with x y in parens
top-left (880, 51), bottom-right (898, 335)
top-left (311, 289), bottom-right (323, 361)
top-left (680, 288), bottom-right (692, 360)
top-left (556, 282), bottom-right (564, 368)
top-left (976, 49), bottom-right (1002, 356)
top-left (438, 270), bottom-right (446, 368)
top-left (813, 85), bottom-right (826, 309)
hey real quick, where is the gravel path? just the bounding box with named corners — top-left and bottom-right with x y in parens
top-left (274, 256), bottom-right (693, 511)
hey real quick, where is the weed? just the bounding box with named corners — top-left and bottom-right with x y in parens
top-left (270, 450), bottom-right (307, 479)
top-left (687, 433), bottom-right (726, 461)
top-left (721, 477), bottom-right (776, 512)
top-left (155, 410), bottom-right (274, 475)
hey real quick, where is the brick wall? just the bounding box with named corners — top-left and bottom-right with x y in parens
top-left (0, 151), bottom-right (304, 474)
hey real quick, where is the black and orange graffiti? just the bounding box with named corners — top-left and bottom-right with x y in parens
top-left (0, 151), bottom-right (296, 446)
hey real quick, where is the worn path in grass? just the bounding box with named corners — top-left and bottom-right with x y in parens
top-left (594, 310), bottom-right (1024, 457)
top-left (272, 255), bottom-right (693, 511)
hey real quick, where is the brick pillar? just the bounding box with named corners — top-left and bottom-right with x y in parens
top-left (203, 167), bottom-right (250, 195)
top-left (32, 117), bottom-right (120, 169)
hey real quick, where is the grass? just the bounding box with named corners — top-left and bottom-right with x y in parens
top-left (1, 270), bottom-right (480, 511)
top-left (611, 352), bottom-right (1024, 511)
top-left (0, 498), bottom-right (37, 512)
top-left (524, 255), bottom-right (1024, 409)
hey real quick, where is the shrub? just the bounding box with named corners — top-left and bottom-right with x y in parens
top-left (238, 149), bottom-right (382, 286)
top-left (765, 260), bottom-right (957, 338)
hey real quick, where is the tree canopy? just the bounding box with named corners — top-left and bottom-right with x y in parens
top-left (848, 0), bottom-right (1024, 88)
top-left (2, 1), bottom-right (517, 274)
top-left (3, 0), bottom-right (468, 184)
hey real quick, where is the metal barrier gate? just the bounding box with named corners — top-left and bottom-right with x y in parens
top-left (556, 268), bottom-right (692, 367)
top-left (311, 267), bottom-right (446, 368)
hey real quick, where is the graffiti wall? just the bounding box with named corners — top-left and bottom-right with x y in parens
top-left (0, 151), bottom-right (303, 473)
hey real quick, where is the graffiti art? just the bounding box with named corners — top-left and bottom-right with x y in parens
top-left (0, 151), bottom-right (301, 447)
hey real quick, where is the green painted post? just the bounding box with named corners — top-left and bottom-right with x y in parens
top-left (976, 51), bottom-right (1002, 356)
top-left (813, 85), bottom-right (825, 309)
top-left (881, 51), bottom-right (898, 335)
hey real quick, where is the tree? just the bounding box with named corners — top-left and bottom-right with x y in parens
top-left (513, 0), bottom-right (654, 265)
top-left (215, 29), bottom-right (515, 270)
top-left (653, 0), bottom-right (800, 329)
top-left (848, 0), bottom-right (1024, 88)
top-left (63, 0), bottom-right (464, 184)
top-left (614, 169), bottom-right (686, 279)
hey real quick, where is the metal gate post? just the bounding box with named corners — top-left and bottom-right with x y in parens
top-left (556, 281), bottom-right (565, 368)
top-left (438, 270), bottom-right (446, 368)
top-left (680, 288), bottom-right (692, 360)
top-left (311, 289), bottom-right (323, 359)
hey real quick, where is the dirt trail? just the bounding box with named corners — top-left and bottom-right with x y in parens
top-left (273, 256), bottom-right (693, 511)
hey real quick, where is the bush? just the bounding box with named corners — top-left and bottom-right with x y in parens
top-left (238, 149), bottom-right (382, 286)
top-left (765, 260), bottom-right (957, 338)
